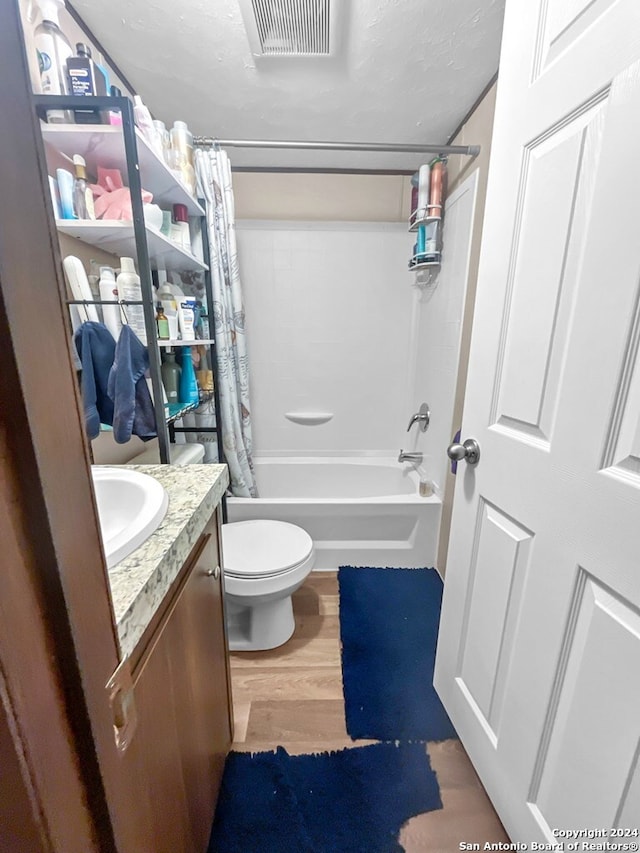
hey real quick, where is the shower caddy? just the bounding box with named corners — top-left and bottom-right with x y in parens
top-left (32, 93), bottom-right (224, 470)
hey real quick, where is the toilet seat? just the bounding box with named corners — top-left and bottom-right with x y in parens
top-left (222, 520), bottom-right (314, 580)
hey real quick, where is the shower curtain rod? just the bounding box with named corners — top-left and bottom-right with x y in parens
top-left (193, 137), bottom-right (480, 157)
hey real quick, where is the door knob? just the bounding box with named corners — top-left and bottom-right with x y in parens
top-left (446, 438), bottom-right (480, 466)
top-left (206, 565), bottom-right (221, 580)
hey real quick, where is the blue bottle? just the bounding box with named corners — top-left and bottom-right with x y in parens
top-left (178, 346), bottom-right (200, 404)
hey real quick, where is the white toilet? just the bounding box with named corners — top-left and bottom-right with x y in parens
top-left (221, 519), bottom-right (315, 651)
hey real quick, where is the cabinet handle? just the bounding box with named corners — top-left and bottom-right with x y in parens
top-left (206, 565), bottom-right (221, 580)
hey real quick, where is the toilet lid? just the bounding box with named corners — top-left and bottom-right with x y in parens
top-left (222, 520), bottom-right (313, 578)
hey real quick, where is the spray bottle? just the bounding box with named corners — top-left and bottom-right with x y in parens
top-left (33, 0), bottom-right (73, 122)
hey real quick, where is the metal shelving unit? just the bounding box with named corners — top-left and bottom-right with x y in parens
top-left (34, 94), bottom-right (224, 469)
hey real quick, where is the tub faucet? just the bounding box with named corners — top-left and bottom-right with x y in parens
top-left (407, 402), bottom-right (430, 433)
top-left (398, 450), bottom-right (423, 464)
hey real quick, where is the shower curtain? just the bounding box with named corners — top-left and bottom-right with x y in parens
top-left (195, 148), bottom-right (257, 497)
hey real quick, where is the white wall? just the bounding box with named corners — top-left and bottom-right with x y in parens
top-left (236, 222), bottom-right (414, 455)
top-left (405, 171), bottom-right (478, 495)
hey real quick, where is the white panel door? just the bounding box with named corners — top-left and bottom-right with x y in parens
top-left (435, 0), bottom-right (640, 840)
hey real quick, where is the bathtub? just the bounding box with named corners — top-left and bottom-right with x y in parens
top-left (226, 457), bottom-right (441, 571)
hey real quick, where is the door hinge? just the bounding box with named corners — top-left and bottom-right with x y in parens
top-left (106, 658), bottom-right (137, 753)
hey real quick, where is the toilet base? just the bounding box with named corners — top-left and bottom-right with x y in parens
top-left (225, 594), bottom-right (295, 651)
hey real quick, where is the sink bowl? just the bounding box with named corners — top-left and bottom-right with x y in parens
top-left (91, 467), bottom-right (169, 569)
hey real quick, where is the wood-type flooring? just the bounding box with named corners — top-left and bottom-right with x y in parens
top-left (229, 571), bottom-right (509, 852)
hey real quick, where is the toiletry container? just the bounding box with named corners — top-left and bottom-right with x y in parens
top-left (417, 164), bottom-right (431, 220)
top-left (56, 168), bottom-right (75, 218)
top-left (33, 0), bottom-right (73, 122)
top-left (178, 346), bottom-right (199, 404)
top-left (178, 297), bottom-right (196, 341)
top-left (156, 302), bottom-right (170, 340)
top-left (108, 85), bottom-right (123, 126)
top-left (99, 266), bottom-right (122, 340)
top-left (116, 257), bottom-right (147, 345)
top-left (428, 160), bottom-right (445, 218)
top-left (143, 203), bottom-right (163, 231)
top-left (416, 224), bottom-right (427, 260)
top-left (157, 283), bottom-right (179, 339)
top-left (172, 204), bottom-right (191, 253)
top-left (153, 120), bottom-right (171, 165)
top-left (160, 210), bottom-right (173, 238)
top-left (72, 155), bottom-right (95, 220)
top-left (133, 96), bottom-right (162, 156)
top-left (66, 43), bottom-right (106, 123)
top-left (161, 351), bottom-right (181, 406)
top-left (170, 121), bottom-right (196, 194)
top-left (410, 173), bottom-right (419, 221)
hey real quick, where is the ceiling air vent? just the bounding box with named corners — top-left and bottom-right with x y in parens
top-left (238, 0), bottom-right (340, 57)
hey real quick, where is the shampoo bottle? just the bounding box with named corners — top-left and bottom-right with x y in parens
top-left (428, 160), bottom-right (445, 218)
top-left (178, 346), bottom-right (199, 404)
top-left (116, 257), bottom-right (147, 345)
top-left (98, 266), bottom-right (121, 340)
top-left (34, 0), bottom-right (73, 123)
top-left (161, 350), bottom-right (181, 406)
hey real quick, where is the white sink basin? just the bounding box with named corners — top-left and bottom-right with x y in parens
top-left (91, 467), bottom-right (169, 569)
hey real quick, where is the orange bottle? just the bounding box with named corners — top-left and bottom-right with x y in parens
top-left (428, 160), bottom-right (445, 218)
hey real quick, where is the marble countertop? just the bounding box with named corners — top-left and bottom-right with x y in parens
top-left (107, 464), bottom-right (229, 659)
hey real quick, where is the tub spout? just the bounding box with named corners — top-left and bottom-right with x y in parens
top-left (398, 450), bottom-right (423, 464)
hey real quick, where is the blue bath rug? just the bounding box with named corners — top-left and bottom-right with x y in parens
top-left (339, 566), bottom-right (457, 742)
top-left (208, 742), bottom-right (441, 853)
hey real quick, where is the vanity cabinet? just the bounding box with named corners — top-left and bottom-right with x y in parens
top-left (125, 509), bottom-right (232, 853)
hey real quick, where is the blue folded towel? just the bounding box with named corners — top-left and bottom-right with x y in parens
top-left (108, 325), bottom-right (157, 443)
top-left (73, 322), bottom-right (116, 439)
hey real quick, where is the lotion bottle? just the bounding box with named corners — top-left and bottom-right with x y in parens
top-left (116, 257), bottom-right (147, 345)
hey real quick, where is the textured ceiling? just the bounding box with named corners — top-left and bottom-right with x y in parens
top-left (71, 0), bottom-right (505, 170)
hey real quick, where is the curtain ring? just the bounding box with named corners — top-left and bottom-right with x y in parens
top-left (118, 300), bottom-right (128, 325)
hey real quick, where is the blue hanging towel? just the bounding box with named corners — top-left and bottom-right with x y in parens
top-left (107, 324), bottom-right (157, 443)
top-left (73, 321), bottom-right (116, 440)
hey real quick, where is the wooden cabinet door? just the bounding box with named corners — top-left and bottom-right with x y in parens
top-left (129, 513), bottom-right (232, 853)
top-left (165, 521), bottom-right (232, 851)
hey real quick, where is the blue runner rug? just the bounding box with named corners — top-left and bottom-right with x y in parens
top-left (208, 742), bottom-right (441, 853)
top-left (339, 566), bottom-right (457, 742)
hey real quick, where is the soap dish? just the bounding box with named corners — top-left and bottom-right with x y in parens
top-left (284, 412), bottom-right (333, 426)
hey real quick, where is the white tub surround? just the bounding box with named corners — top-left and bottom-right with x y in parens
top-left (236, 223), bottom-right (413, 455)
top-left (106, 464), bottom-right (228, 658)
top-left (227, 457), bottom-right (440, 570)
